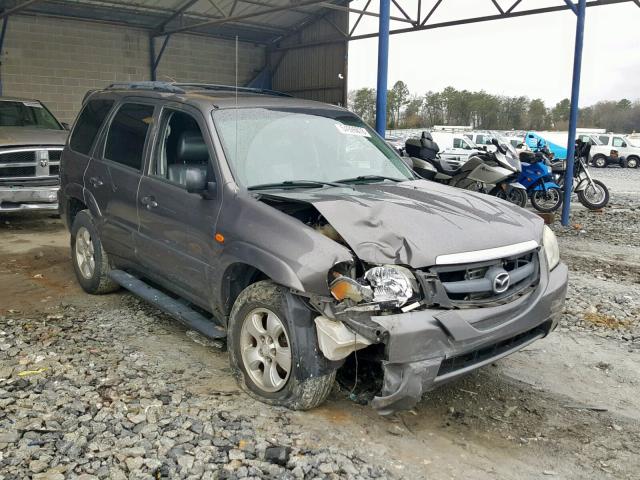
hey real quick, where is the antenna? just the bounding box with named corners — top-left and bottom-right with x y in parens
top-left (235, 35), bottom-right (238, 164)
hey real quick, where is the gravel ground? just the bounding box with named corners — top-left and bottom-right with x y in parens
top-left (0, 167), bottom-right (639, 480)
top-left (0, 300), bottom-right (389, 480)
top-left (554, 168), bottom-right (640, 344)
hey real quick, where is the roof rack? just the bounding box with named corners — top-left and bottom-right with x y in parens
top-left (104, 81), bottom-right (291, 98)
top-left (106, 81), bottom-right (186, 93)
top-left (174, 83), bottom-right (291, 97)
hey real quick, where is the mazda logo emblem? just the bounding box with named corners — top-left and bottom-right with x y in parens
top-left (493, 272), bottom-right (510, 294)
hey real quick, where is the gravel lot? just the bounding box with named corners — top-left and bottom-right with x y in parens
top-left (1, 168), bottom-right (638, 480)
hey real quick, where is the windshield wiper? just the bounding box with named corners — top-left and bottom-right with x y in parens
top-left (333, 175), bottom-right (405, 184)
top-left (248, 180), bottom-right (346, 191)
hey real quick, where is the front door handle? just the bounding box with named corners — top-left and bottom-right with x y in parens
top-left (140, 195), bottom-right (158, 209)
top-left (88, 176), bottom-right (103, 187)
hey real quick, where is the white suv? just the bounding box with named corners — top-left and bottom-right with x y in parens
top-left (582, 133), bottom-right (640, 168)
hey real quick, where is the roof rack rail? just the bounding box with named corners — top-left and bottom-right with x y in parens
top-left (105, 81), bottom-right (186, 94)
top-left (174, 83), bottom-right (291, 97)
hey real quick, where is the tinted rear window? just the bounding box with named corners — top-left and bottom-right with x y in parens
top-left (104, 103), bottom-right (154, 171)
top-left (69, 99), bottom-right (114, 155)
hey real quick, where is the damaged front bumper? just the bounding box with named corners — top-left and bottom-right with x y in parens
top-left (362, 261), bottom-right (568, 415)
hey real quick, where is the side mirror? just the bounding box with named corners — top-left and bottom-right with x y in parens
top-left (185, 167), bottom-right (209, 195)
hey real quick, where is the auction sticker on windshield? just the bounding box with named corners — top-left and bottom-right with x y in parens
top-left (336, 124), bottom-right (371, 137)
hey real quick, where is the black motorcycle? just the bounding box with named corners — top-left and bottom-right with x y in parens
top-left (551, 140), bottom-right (610, 210)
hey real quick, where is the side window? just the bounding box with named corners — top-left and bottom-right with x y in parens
top-left (453, 138), bottom-right (463, 149)
top-left (599, 135), bottom-right (609, 145)
top-left (104, 103), bottom-right (154, 170)
top-left (151, 109), bottom-right (211, 187)
top-left (612, 137), bottom-right (626, 148)
top-left (69, 99), bottom-right (114, 155)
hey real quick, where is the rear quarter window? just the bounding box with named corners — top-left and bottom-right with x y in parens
top-left (69, 99), bottom-right (115, 155)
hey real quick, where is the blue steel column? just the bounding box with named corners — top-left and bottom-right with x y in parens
top-left (375, 0), bottom-right (390, 136)
top-left (561, 0), bottom-right (586, 226)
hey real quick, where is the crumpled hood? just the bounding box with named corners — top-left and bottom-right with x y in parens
top-left (0, 127), bottom-right (68, 148)
top-left (261, 180), bottom-right (543, 268)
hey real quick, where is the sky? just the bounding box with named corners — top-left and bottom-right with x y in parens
top-left (347, 0), bottom-right (640, 107)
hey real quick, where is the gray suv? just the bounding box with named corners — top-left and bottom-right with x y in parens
top-left (59, 82), bottom-right (568, 414)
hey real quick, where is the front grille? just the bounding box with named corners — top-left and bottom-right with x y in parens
top-left (418, 250), bottom-right (540, 308)
top-left (0, 166), bottom-right (35, 177)
top-left (437, 322), bottom-right (550, 377)
top-left (0, 151), bottom-right (36, 163)
top-left (0, 148), bottom-right (62, 180)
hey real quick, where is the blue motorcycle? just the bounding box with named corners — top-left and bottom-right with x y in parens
top-left (518, 146), bottom-right (564, 213)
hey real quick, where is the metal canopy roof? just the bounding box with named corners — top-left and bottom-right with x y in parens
top-left (0, 0), bottom-right (351, 44)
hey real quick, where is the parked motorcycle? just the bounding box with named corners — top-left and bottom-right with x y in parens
top-left (519, 145), bottom-right (563, 213)
top-left (405, 133), bottom-right (527, 207)
top-left (552, 140), bottom-right (610, 210)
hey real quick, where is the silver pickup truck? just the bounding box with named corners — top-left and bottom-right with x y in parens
top-left (0, 97), bottom-right (68, 213)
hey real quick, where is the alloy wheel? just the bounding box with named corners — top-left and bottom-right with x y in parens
top-left (75, 227), bottom-right (96, 279)
top-left (240, 308), bottom-right (291, 392)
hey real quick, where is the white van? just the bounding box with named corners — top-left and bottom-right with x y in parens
top-left (429, 131), bottom-right (480, 167)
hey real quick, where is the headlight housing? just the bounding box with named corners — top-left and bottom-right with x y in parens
top-left (364, 265), bottom-right (417, 306)
top-left (542, 225), bottom-right (560, 270)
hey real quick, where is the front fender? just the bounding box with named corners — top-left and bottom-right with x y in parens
top-left (507, 182), bottom-right (527, 191)
top-left (223, 241), bottom-right (305, 291)
top-left (575, 178), bottom-right (590, 191)
top-left (531, 181), bottom-right (561, 192)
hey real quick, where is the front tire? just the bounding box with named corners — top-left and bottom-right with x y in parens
top-left (70, 210), bottom-right (119, 294)
top-left (228, 281), bottom-right (335, 410)
top-left (530, 187), bottom-right (563, 213)
top-left (625, 156), bottom-right (639, 169)
top-left (577, 180), bottom-right (609, 210)
top-left (490, 186), bottom-right (528, 208)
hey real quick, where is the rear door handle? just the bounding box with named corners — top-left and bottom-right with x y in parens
top-left (88, 176), bottom-right (103, 187)
top-left (140, 195), bottom-right (158, 209)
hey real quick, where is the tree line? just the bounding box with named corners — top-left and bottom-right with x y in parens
top-left (349, 81), bottom-right (640, 133)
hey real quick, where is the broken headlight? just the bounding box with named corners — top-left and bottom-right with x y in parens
top-left (364, 265), bottom-right (417, 307)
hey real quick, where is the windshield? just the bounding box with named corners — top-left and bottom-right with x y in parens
top-left (213, 107), bottom-right (413, 189)
top-left (0, 101), bottom-right (62, 129)
top-left (625, 136), bottom-right (639, 147)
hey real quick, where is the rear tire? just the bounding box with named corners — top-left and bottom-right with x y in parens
top-left (530, 187), bottom-right (563, 213)
top-left (592, 155), bottom-right (607, 168)
top-left (228, 281), bottom-right (335, 410)
top-left (577, 180), bottom-right (609, 210)
top-left (70, 210), bottom-right (119, 294)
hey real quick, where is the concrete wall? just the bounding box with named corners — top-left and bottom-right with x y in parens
top-left (0, 15), bottom-right (266, 123)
